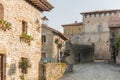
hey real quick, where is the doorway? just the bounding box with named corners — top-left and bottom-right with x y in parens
top-left (0, 54), bottom-right (5, 80)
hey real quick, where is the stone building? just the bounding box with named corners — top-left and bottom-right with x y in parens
top-left (81, 10), bottom-right (120, 60)
top-left (63, 10), bottom-right (120, 60)
top-left (0, 0), bottom-right (53, 80)
top-left (62, 22), bottom-right (83, 44)
top-left (41, 24), bottom-right (68, 63)
top-left (109, 17), bottom-right (120, 64)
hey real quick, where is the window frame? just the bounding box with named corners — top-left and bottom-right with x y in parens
top-left (22, 20), bottom-right (28, 34)
top-left (75, 37), bottom-right (80, 43)
top-left (42, 35), bottom-right (47, 43)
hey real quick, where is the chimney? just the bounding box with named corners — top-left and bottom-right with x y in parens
top-left (75, 21), bottom-right (77, 23)
top-left (42, 16), bottom-right (49, 25)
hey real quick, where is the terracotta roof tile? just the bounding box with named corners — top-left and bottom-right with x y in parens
top-left (42, 24), bottom-right (68, 40)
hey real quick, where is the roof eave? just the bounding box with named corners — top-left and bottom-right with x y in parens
top-left (25, 0), bottom-right (54, 12)
top-left (42, 24), bottom-right (68, 41)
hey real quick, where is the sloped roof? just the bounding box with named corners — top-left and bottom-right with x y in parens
top-left (25, 0), bottom-right (54, 11)
top-left (109, 17), bottom-right (120, 28)
top-left (81, 9), bottom-right (120, 15)
top-left (42, 24), bottom-right (68, 40)
top-left (62, 22), bottom-right (83, 27)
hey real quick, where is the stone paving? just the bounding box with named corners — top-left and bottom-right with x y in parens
top-left (59, 62), bottom-right (120, 80)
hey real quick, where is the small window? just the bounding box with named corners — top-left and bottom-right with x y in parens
top-left (41, 53), bottom-right (46, 60)
top-left (21, 57), bottom-right (29, 74)
top-left (75, 37), bottom-right (80, 43)
top-left (104, 13), bottom-right (106, 16)
top-left (22, 20), bottom-right (27, 33)
top-left (84, 15), bottom-right (87, 18)
top-left (98, 23), bottom-right (103, 33)
top-left (99, 14), bottom-right (101, 17)
top-left (42, 35), bottom-right (46, 43)
top-left (94, 14), bottom-right (96, 17)
top-left (109, 13), bottom-right (112, 16)
top-left (89, 14), bottom-right (91, 17)
top-left (0, 4), bottom-right (4, 19)
top-left (114, 12), bottom-right (117, 16)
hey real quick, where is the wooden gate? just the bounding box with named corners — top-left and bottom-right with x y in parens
top-left (39, 63), bottom-right (46, 80)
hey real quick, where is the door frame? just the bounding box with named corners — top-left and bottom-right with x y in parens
top-left (0, 54), bottom-right (5, 80)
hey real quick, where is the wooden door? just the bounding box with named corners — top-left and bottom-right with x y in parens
top-left (0, 54), bottom-right (3, 80)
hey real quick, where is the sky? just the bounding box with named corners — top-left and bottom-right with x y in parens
top-left (44, 0), bottom-right (120, 33)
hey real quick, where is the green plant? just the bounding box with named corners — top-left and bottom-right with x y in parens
top-left (55, 38), bottom-right (59, 44)
top-left (114, 36), bottom-right (120, 52)
top-left (57, 43), bottom-right (63, 49)
top-left (21, 33), bottom-right (34, 40)
top-left (20, 74), bottom-right (25, 80)
top-left (0, 18), bottom-right (12, 30)
top-left (20, 33), bottom-right (34, 45)
top-left (8, 63), bottom-right (16, 76)
top-left (19, 58), bottom-right (31, 74)
top-left (55, 38), bottom-right (63, 49)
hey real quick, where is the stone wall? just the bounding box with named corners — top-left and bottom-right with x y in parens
top-left (0, 0), bottom-right (42, 80)
top-left (63, 25), bottom-right (84, 44)
top-left (82, 12), bottom-right (120, 60)
top-left (45, 63), bottom-right (67, 80)
top-left (42, 27), bottom-right (54, 60)
top-left (42, 27), bottom-right (66, 62)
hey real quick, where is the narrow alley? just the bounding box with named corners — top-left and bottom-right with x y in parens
top-left (60, 62), bottom-right (120, 80)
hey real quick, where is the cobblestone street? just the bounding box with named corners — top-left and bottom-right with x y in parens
top-left (60, 62), bottom-right (120, 80)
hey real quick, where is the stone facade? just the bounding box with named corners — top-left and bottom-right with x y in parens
top-left (45, 63), bottom-right (67, 80)
top-left (0, 0), bottom-right (53, 80)
top-left (63, 10), bottom-right (120, 60)
top-left (62, 22), bottom-right (84, 44)
top-left (81, 10), bottom-right (119, 60)
top-left (42, 24), bottom-right (68, 63)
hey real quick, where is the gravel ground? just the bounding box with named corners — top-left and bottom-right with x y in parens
top-left (59, 62), bottom-right (120, 80)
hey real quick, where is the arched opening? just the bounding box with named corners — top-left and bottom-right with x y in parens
top-left (0, 4), bottom-right (4, 19)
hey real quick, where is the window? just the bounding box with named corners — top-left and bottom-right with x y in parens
top-left (98, 23), bottom-right (103, 33)
top-left (94, 14), bottom-right (96, 17)
top-left (21, 57), bottom-right (29, 74)
top-left (104, 13), bottom-right (106, 16)
top-left (84, 15), bottom-right (87, 18)
top-left (0, 4), bottom-right (4, 19)
top-left (75, 37), bottom-right (80, 43)
top-left (22, 20), bottom-right (27, 33)
top-left (41, 53), bottom-right (46, 60)
top-left (42, 35), bottom-right (46, 43)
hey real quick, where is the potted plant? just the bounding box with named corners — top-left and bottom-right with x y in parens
top-left (0, 18), bottom-right (12, 30)
top-left (20, 33), bottom-right (34, 45)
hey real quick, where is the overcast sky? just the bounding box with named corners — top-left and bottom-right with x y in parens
top-left (44, 0), bottom-right (120, 33)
